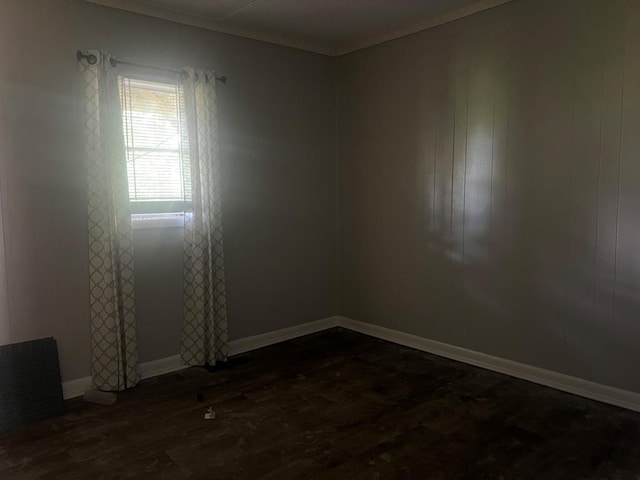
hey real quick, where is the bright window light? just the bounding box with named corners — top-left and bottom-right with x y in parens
top-left (119, 76), bottom-right (190, 216)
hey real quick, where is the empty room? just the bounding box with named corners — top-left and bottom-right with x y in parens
top-left (2, 0), bottom-right (640, 477)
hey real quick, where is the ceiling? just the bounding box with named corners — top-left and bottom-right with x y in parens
top-left (85, 0), bottom-right (512, 56)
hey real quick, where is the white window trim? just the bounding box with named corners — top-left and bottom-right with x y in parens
top-left (131, 212), bottom-right (184, 230)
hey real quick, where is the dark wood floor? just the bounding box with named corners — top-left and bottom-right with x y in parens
top-left (2, 328), bottom-right (640, 479)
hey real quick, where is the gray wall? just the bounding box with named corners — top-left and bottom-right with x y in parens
top-left (337, 0), bottom-right (640, 393)
top-left (0, 0), bottom-right (337, 381)
top-left (3, 0), bottom-right (640, 396)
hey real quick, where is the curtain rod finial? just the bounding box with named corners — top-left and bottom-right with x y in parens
top-left (77, 50), bottom-right (98, 65)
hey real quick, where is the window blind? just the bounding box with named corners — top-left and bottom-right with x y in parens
top-left (119, 76), bottom-right (190, 213)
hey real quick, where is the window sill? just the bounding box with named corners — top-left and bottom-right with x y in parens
top-left (131, 213), bottom-right (184, 230)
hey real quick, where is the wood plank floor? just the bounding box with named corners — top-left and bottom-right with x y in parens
top-left (2, 328), bottom-right (640, 479)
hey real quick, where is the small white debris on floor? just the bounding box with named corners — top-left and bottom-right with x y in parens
top-left (204, 406), bottom-right (216, 420)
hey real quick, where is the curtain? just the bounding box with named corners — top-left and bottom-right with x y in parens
top-left (79, 50), bottom-right (139, 391)
top-left (180, 68), bottom-right (229, 366)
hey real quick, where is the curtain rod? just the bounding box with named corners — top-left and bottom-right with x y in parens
top-left (76, 51), bottom-right (227, 84)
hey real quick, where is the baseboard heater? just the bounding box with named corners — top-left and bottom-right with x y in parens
top-left (0, 337), bottom-right (64, 433)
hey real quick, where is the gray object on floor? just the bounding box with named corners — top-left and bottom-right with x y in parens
top-left (83, 389), bottom-right (117, 405)
top-left (0, 337), bottom-right (64, 433)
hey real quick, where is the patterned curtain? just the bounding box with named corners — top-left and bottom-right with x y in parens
top-left (180, 68), bottom-right (229, 366)
top-left (79, 50), bottom-right (139, 391)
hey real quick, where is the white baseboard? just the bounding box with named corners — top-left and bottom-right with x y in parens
top-left (62, 354), bottom-right (187, 400)
top-left (62, 316), bottom-right (339, 399)
top-left (138, 354), bottom-right (185, 379)
top-left (61, 376), bottom-right (92, 400)
top-left (64, 314), bottom-right (640, 413)
top-left (228, 316), bottom-right (339, 356)
top-left (338, 316), bottom-right (640, 413)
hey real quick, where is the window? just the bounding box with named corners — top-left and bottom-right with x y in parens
top-left (118, 76), bottom-right (190, 222)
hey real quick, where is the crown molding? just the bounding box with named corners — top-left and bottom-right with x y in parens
top-left (83, 0), bottom-right (337, 56)
top-left (84, 0), bottom-right (514, 57)
top-left (336, 0), bottom-right (514, 55)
